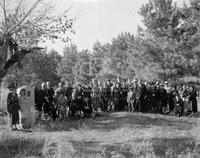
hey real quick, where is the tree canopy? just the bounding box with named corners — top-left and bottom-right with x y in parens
top-left (3, 0), bottom-right (200, 86)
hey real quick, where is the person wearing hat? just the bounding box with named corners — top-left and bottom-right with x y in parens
top-left (7, 83), bottom-right (20, 131)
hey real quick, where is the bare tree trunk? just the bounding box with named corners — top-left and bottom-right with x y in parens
top-left (0, 77), bottom-right (3, 108)
top-left (0, 76), bottom-right (7, 111)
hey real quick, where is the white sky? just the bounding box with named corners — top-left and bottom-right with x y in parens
top-left (41, 0), bottom-right (190, 54)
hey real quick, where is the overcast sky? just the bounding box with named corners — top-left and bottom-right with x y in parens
top-left (42, 0), bottom-right (190, 54)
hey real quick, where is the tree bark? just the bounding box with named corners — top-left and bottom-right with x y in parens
top-left (0, 76), bottom-right (3, 108)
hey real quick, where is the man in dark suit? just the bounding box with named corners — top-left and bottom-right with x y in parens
top-left (46, 81), bottom-right (56, 120)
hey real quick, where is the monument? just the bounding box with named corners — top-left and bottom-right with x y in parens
top-left (17, 85), bottom-right (36, 129)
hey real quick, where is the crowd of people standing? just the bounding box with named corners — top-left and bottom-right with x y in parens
top-left (6, 79), bottom-right (199, 130)
top-left (34, 79), bottom-right (199, 120)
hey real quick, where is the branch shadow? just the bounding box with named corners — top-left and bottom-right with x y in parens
top-left (151, 137), bottom-right (196, 157)
top-left (69, 137), bottom-right (197, 158)
top-left (0, 137), bottom-right (44, 158)
top-left (36, 112), bottom-right (196, 132)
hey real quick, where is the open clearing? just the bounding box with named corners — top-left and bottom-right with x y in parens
top-left (1, 112), bottom-right (200, 158)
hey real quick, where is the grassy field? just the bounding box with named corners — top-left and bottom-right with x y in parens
top-left (1, 112), bottom-right (200, 158)
top-left (1, 89), bottom-right (200, 157)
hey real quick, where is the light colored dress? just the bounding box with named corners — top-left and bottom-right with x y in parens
top-left (127, 91), bottom-right (133, 103)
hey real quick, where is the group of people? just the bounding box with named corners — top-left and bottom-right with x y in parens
top-left (7, 79), bottom-right (199, 131)
top-left (34, 79), bottom-right (198, 119)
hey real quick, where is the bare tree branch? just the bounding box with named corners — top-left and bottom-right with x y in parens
top-left (5, 0), bottom-right (25, 32)
top-left (10, 5), bottom-right (53, 35)
top-left (0, 0), bottom-right (8, 34)
top-left (9, 0), bottom-right (42, 35)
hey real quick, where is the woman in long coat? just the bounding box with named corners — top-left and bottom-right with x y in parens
top-left (112, 83), bottom-right (121, 112)
top-left (7, 84), bottom-right (20, 131)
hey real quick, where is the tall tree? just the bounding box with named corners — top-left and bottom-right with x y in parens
top-left (57, 44), bottom-right (78, 83)
top-left (4, 49), bottom-right (61, 86)
top-left (0, 0), bottom-right (75, 80)
top-left (138, 0), bottom-right (200, 80)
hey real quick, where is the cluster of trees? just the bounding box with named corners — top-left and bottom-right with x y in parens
top-left (0, 0), bottom-right (75, 87)
top-left (3, 0), bottom-right (200, 87)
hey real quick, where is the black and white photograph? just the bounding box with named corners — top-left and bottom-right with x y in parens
top-left (0, 0), bottom-right (200, 157)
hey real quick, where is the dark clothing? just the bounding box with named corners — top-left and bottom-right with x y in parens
top-left (159, 88), bottom-right (167, 113)
top-left (83, 87), bottom-right (92, 99)
top-left (189, 90), bottom-right (198, 113)
top-left (82, 88), bottom-right (93, 116)
top-left (46, 87), bottom-right (54, 103)
top-left (181, 89), bottom-right (189, 99)
top-left (112, 87), bottom-right (121, 111)
top-left (46, 87), bottom-right (56, 120)
top-left (145, 86), bottom-right (152, 112)
top-left (112, 87), bottom-right (120, 99)
top-left (7, 92), bottom-right (20, 125)
top-left (91, 86), bottom-right (102, 111)
top-left (71, 88), bottom-right (84, 116)
top-left (135, 85), bottom-right (147, 112)
top-left (65, 86), bottom-right (73, 108)
top-left (65, 87), bottom-right (73, 98)
top-left (121, 86), bottom-right (128, 110)
top-left (150, 86), bottom-right (158, 113)
top-left (101, 87), bottom-right (108, 112)
top-left (70, 88), bottom-right (92, 116)
top-left (101, 86), bottom-right (111, 112)
top-left (34, 88), bottom-right (43, 112)
top-left (41, 89), bottom-right (49, 114)
top-left (170, 90), bottom-right (178, 111)
top-left (75, 88), bottom-right (84, 100)
top-left (174, 98), bottom-right (183, 116)
top-left (83, 87), bottom-right (92, 114)
top-left (101, 86), bottom-right (111, 99)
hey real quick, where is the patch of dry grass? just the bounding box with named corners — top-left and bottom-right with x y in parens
top-left (1, 87), bottom-right (200, 157)
top-left (0, 117), bottom-right (45, 158)
top-left (1, 111), bottom-right (200, 157)
top-left (0, 134), bottom-right (44, 158)
top-left (37, 112), bottom-right (200, 157)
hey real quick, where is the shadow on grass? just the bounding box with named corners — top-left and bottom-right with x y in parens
top-left (70, 140), bottom-right (135, 158)
top-left (69, 137), bottom-right (197, 158)
top-left (37, 112), bottom-right (196, 132)
top-left (151, 137), bottom-right (196, 157)
top-left (0, 136), bottom-right (45, 158)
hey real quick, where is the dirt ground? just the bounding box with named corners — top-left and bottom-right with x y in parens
top-left (1, 112), bottom-right (200, 158)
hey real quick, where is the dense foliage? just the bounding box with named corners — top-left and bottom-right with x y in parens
top-left (4, 0), bottom-right (200, 86)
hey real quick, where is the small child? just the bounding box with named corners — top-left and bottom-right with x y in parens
top-left (174, 94), bottom-right (183, 117)
top-left (127, 88), bottom-right (134, 112)
top-left (56, 92), bottom-right (68, 120)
